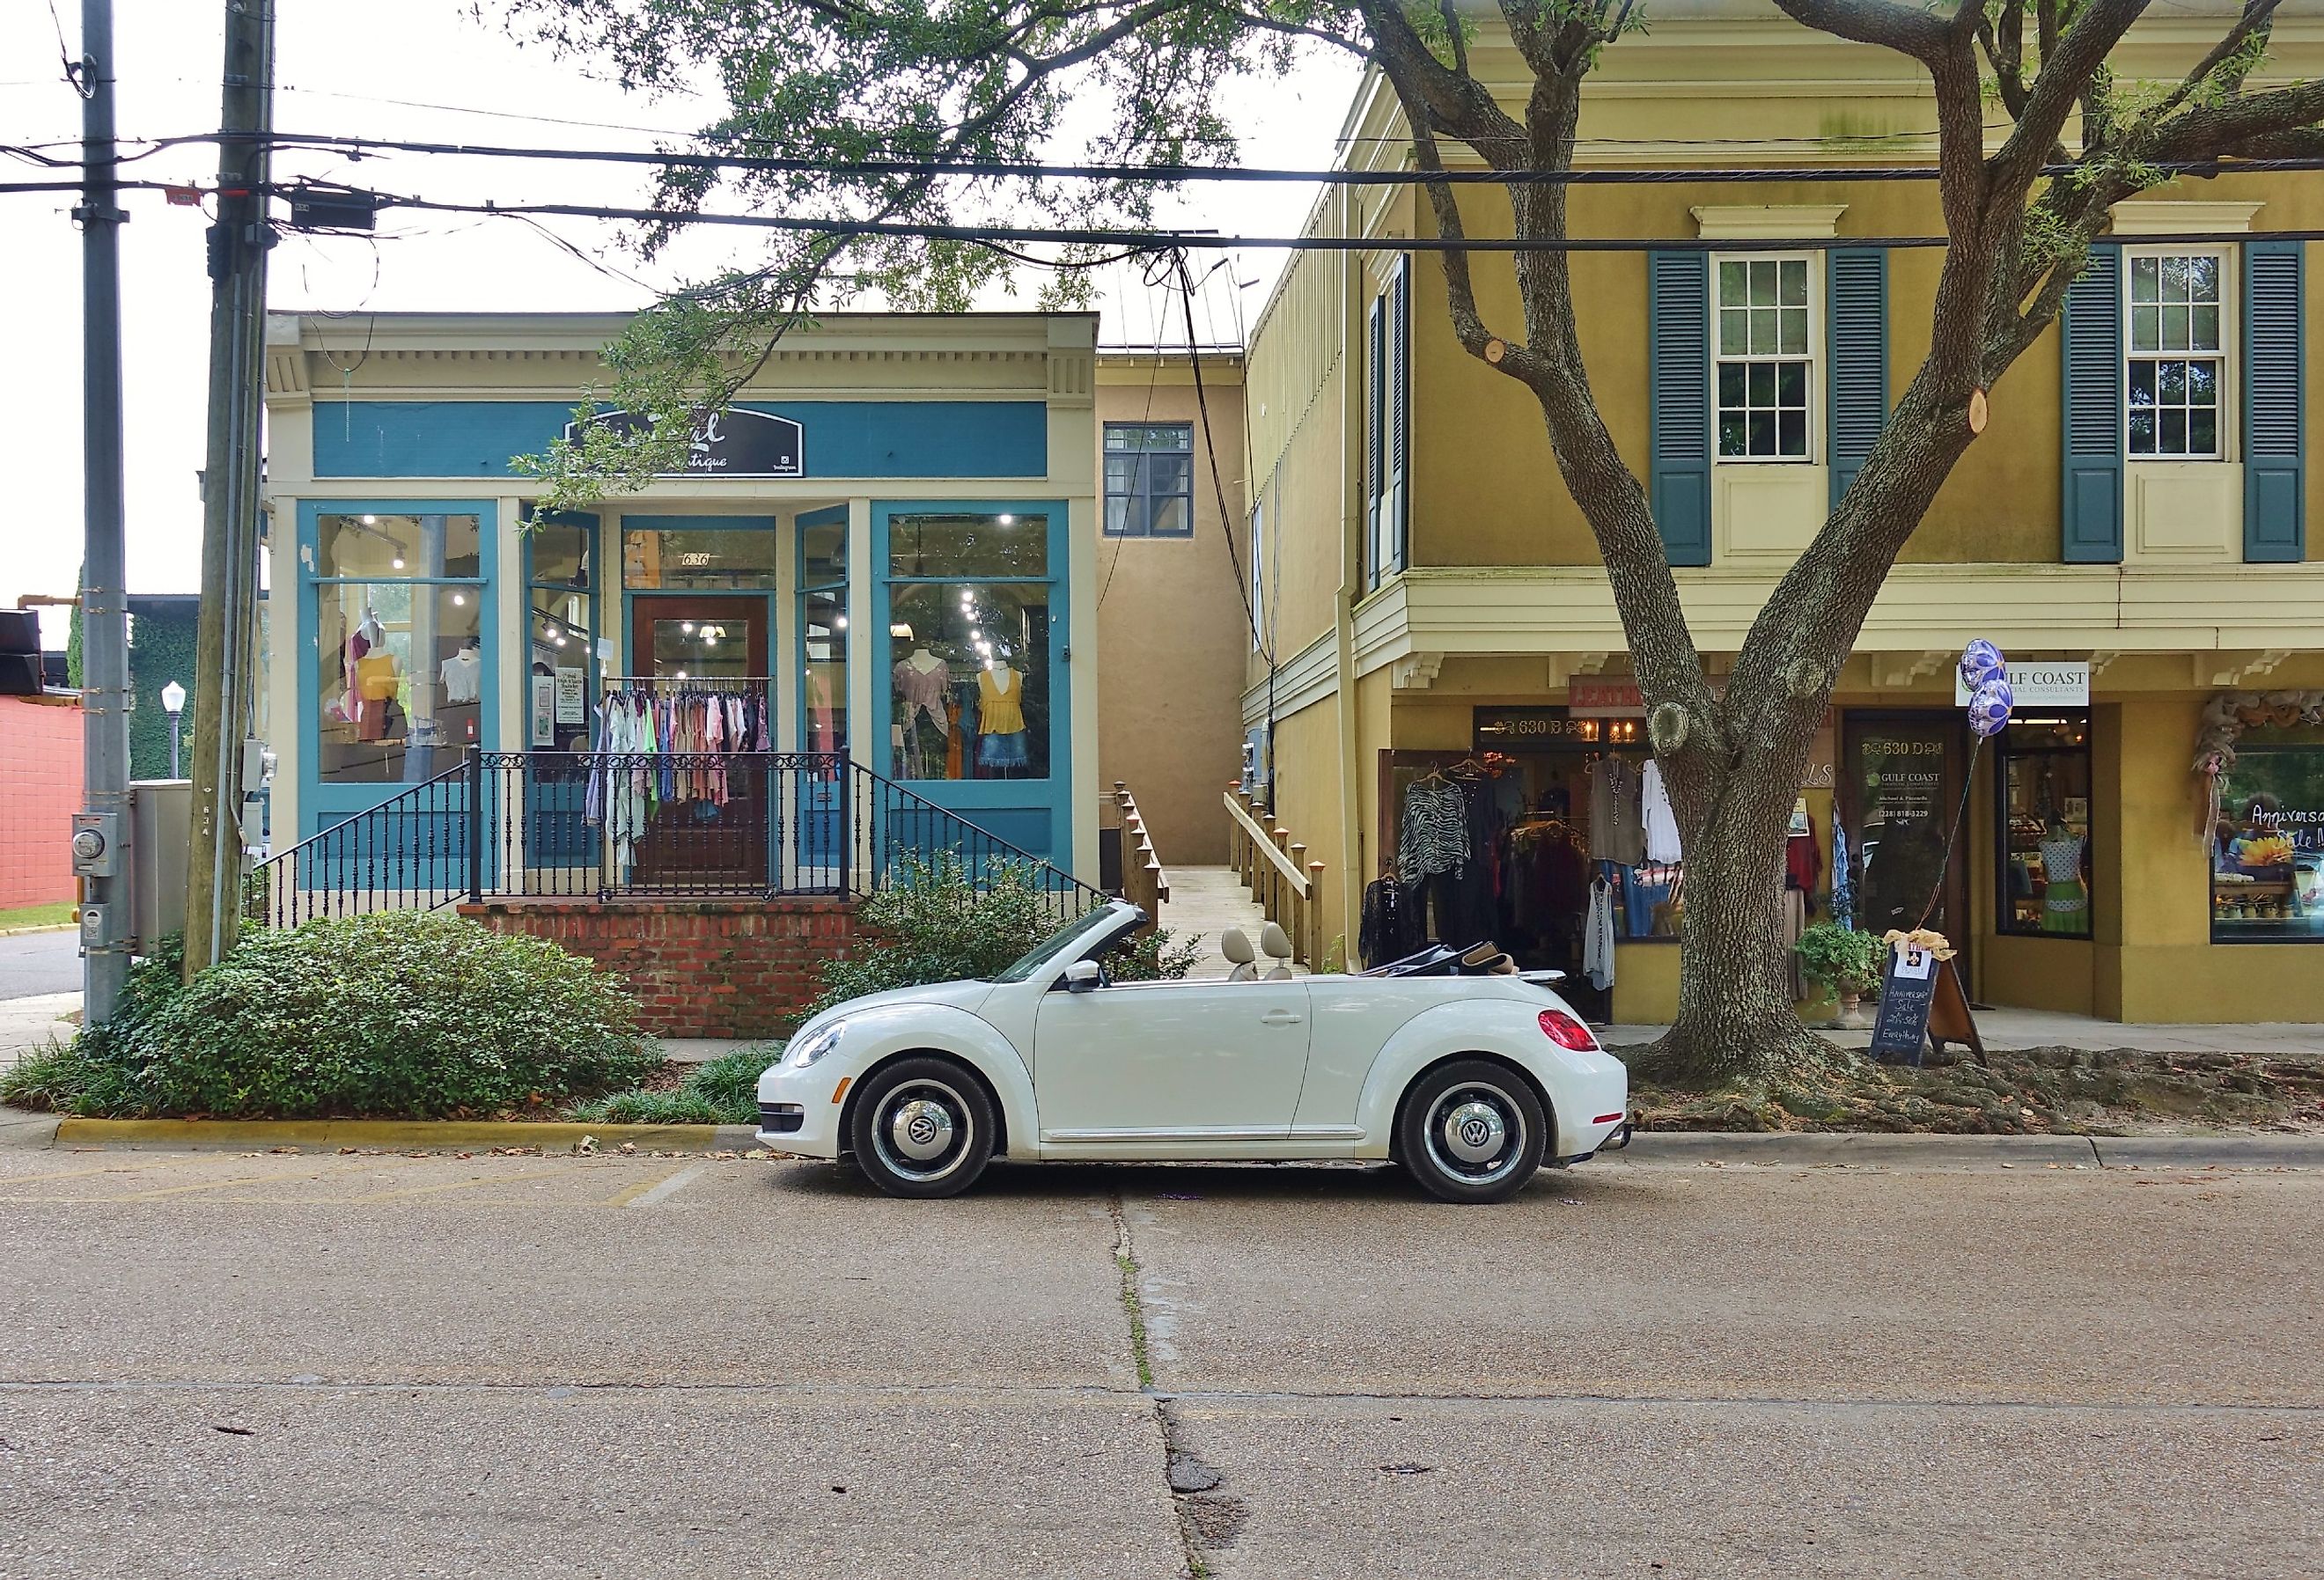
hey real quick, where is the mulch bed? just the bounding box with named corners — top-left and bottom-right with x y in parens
top-left (1628, 1047), bottom-right (2324, 1136)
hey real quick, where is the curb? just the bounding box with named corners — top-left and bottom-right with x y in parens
top-left (48, 1118), bottom-right (766, 1154)
top-left (1614, 1130), bottom-right (2324, 1169)
top-left (0, 923), bottom-right (77, 938)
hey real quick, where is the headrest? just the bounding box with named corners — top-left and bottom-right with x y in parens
top-left (1260, 922), bottom-right (1293, 959)
top-left (1221, 928), bottom-right (1256, 964)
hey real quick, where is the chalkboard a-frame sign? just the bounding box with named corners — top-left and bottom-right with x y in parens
top-left (1869, 944), bottom-right (1940, 1064)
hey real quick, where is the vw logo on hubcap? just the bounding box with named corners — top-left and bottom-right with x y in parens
top-left (888, 1097), bottom-right (957, 1163)
top-left (1439, 1099), bottom-right (1509, 1165)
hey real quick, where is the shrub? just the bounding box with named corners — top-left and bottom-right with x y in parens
top-left (1794, 922), bottom-right (1885, 998)
top-left (570, 1044), bottom-right (776, 1126)
top-left (806, 853), bottom-right (1199, 1017)
top-left (2, 914), bottom-right (654, 1120)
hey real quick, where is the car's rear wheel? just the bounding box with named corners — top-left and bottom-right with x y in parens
top-left (846, 1056), bottom-right (996, 1199)
top-left (1396, 1059), bottom-right (1546, 1204)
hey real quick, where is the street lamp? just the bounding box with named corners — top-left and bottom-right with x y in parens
top-left (160, 680), bottom-right (187, 778)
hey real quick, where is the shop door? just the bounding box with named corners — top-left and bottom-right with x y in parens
top-left (1842, 713), bottom-right (1969, 981)
top-left (628, 597), bottom-right (771, 889)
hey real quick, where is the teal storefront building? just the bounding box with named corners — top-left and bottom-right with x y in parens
top-left (261, 310), bottom-right (1104, 883)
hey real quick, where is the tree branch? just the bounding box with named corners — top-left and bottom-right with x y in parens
top-left (2153, 0), bottom-right (2281, 121)
top-left (1769, 0), bottom-right (1955, 66)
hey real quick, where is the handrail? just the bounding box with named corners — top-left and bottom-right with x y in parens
top-left (1223, 784), bottom-right (1331, 971)
top-left (1111, 782), bottom-right (1171, 934)
top-left (246, 748), bottom-right (1108, 929)
top-left (245, 756), bottom-right (474, 928)
top-left (1225, 790), bottom-right (1309, 899)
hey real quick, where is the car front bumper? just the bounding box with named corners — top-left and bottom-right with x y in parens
top-left (754, 1062), bottom-right (847, 1158)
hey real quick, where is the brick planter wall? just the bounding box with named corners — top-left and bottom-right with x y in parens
top-left (458, 898), bottom-right (866, 1039)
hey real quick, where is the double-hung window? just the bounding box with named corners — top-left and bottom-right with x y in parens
top-left (1714, 256), bottom-right (1814, 460)
top-left (1103, 423), bottom-right (1194, 537)
top-left (2126, 249), bottom-right (2229, 459)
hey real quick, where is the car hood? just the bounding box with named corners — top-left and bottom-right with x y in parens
top-left (798, 978), bottom-right (996, 1034)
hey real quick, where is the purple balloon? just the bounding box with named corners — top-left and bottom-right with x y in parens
top-left (1968, 677), bottom-right (2014, 739)
top-left (1959, 639), bottom-right (2005, 694)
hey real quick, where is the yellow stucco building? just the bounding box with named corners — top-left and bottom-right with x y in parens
top-left (1243, 4), bottom-right (2324, 1025)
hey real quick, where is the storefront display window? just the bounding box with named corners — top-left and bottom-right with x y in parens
top-left (886, 581), bottom-right (1048, 781)
top-left (800, 515), bottom-right (847, 757)
top-left (887, 511), bottom-right (1047, 578)
top-left (526, 511), bottom-right (595, 753)
top-left (2210, 731), bottom-right (2324, 942)
top-left (623, 527), bottom-right (782, 590)
top-left (317, 581), bottom-right (482, 783)
top-left (320, 512), bottom-right (481, 580)
top-left (1995, 714), bottom-right (2092, 937)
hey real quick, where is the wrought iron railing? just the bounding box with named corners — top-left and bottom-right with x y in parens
top-left (245, 748), bottom-right (1107, 929)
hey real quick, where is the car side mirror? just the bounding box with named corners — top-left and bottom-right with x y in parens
top-left (1060, 959), bottom-right (1102, 994)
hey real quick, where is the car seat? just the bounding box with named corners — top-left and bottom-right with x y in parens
top-left (1221, 928), bottom-right (1259, 981)
top-left (1258, 922), bottom-right (1295, 981)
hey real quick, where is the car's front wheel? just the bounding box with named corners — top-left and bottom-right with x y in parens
top-left (1396, 1059), bottom-right (1546, 1204)
top-left (846, 1056), bottom-right (997, 1199)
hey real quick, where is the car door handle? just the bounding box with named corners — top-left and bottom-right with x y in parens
top-left (1260, 1010), bottom-right (1304, 1026)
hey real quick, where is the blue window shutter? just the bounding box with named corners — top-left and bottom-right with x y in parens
top-left (1828, 248), bottom-right (1888, 508)
top-left (2060, 244), bottom-right (2124, 562)
top-left (1388, 255), bottom-right (1411, 573)
top-left (1648, 250), bottom-right (1712, 566)
top-left (2244, 239), bottom-right (2306, 563)
top-left (1365, 294), bottom-right (1385, 589)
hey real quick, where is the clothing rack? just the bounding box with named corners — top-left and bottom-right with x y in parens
top-left (603, 675), bottom-right (773, 694)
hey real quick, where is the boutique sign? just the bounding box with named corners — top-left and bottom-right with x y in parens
top-left (1953, 659), bottom-right (2089, 709)
top-left (564, 408), bottom-right (805, 479)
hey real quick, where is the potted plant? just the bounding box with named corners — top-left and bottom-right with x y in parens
top-left (1794, 922), bottom-right (1883, 1023)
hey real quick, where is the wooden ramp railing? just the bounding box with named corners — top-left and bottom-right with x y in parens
top-left (1224, 785), bottom-right (1329, 969)
top-left (1112, 782), bottom-right (1170, 934)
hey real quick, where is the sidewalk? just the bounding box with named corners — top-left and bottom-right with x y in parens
top-left (1602, 1008), bottom-right (2324, 1056)
top-left (0, 992), bottom-right (78, 1070)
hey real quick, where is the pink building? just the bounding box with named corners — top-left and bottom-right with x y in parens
top-left (0, 694), bottom-right (81, 908)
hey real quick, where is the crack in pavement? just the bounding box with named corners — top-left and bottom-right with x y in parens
top-left (1110, 1188), bottom-right (1241, 1578)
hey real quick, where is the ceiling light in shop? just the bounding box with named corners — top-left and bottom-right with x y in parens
top-left (997, 513), bottom-right (1014, 525)
top-left (361, 514), bottom-right (377, 525)
top-left (391, 557), bottom-right (405, 570)
top-left (675, 670), bottom-right (688, 680)
top-left (835, 616), bottom-right (847, 629)
top-left (681, 621), bottom-right (695, 634)
top-left (890, 623), bottom-right (913, 638)
top-left (452, 593), bottom-right (466, 606)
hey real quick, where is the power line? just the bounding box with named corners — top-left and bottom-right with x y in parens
top-left (72, 129), bottom-right (2324, 189)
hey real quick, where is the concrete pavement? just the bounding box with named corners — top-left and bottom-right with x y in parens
top-left (0, 1148), bottom-right (2313, 1576)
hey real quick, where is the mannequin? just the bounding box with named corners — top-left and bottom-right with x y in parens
top-left (893, 646), bottom-right (953, 780)
top-left (354, 612), bottom-right (400, 743)
top-left (976, 661), bottom-right (1029, 775)
top-left (2039, 812), bottom-right (2090, 935)
top-left (439, 637), bottom-right (482, 705)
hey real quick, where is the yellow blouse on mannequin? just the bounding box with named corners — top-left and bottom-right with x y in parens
top-left (976, 665), bottom-right (1027, 736)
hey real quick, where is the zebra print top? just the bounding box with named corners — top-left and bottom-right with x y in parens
top-left (1398, 778), bottom-right (1471, 879)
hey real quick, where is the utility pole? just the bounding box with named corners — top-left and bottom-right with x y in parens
top-left (72, 0), bottom-right (133, 1024)
top-left (183, 0), bottom-right (276, 976)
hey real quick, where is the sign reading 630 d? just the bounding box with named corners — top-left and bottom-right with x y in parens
top-left (563, 408), bottom-right (805, 478)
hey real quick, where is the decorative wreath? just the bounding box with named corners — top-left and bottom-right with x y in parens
top-left (2193, 689), bottom-right (2324, 843)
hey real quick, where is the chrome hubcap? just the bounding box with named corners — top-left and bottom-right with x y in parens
top-left (870, 1078), bottom-right (974, 1182)
top-left (888, 1099), bottom-right (956, 1162)
top-left (1422, 1082), bottom-right (1526, 1186)
top-left (1439, 1100), bottom-right (1507, 1165)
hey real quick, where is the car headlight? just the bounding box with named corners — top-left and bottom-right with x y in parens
top-left (786, 1021), bottom-right (845, 1069)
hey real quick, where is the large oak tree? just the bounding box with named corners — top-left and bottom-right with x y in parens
top-left (510, 0), bottom-right (2324, 1079)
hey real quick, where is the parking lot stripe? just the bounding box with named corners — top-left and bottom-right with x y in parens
top-left (106, 1174), bottom-right (275, 1201)
top-left (609, 1163), bottom-right (709, 1209)
top-left (349, 1168), bottom-right (578, 1203)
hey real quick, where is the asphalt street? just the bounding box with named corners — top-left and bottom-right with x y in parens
top-left (0, 1147), bottom-right (2313, 1577)
top-left (0, 931), bottom-right (79, 1002)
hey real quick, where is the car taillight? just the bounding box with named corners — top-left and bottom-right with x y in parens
top-left (1538, 1009), bottom-right (1597, 1050)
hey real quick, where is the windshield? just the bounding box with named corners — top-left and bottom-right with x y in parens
top-left (987, 905), bottom-right (1120, 984)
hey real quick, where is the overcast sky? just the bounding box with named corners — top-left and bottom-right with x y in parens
top-left (4, 1), bottom-right (1358, 643)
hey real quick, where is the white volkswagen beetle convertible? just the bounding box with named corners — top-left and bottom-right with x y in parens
top-left (755, 900), bottom-right (1630, 1203)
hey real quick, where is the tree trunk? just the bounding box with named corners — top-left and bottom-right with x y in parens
top-left (1645, 760), bottom-right (1837, 1084)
